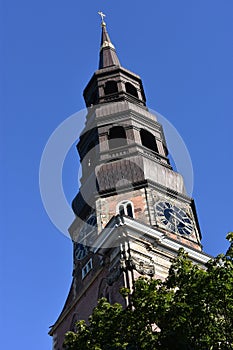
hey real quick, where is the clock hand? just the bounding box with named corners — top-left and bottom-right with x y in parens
top-left (168, 212), bottom-right (191, 228)
top-left (167, 211), bottom-right (179, 222)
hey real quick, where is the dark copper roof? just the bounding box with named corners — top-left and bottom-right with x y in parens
top-left (99, 22), bottom-right (120, 69)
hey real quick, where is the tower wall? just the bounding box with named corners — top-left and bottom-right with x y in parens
top-left (49, 18), bottom-right (209, 349)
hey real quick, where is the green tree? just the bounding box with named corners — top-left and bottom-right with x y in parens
top-left (64, 234), bottom-right (233, 350)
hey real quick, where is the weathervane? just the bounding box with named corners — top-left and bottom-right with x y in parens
top-left (98, 11), bottom-right (106, 25)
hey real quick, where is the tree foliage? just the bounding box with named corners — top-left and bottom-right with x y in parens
top-left (64, 234), bottom-right (233, 350)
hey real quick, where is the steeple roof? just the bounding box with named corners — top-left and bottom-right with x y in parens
top-left (98, 18), bottom-right (120, 69)
top-left (83, 13), bottom-right (146, 108)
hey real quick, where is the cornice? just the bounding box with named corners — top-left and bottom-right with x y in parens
top-left (91, 216), bottom-right (211, 266)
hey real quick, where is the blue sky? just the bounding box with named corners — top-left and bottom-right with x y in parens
top-left (1, 1), bottom-right (233, 349)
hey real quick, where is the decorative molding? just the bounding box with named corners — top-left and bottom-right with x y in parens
top-left (92, 215), bottom-right (211, 265)
top-left (130, 256), bottom-right (155, 277)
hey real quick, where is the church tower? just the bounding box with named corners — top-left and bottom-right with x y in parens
top-left (49, 15), bottom-right (210, 349)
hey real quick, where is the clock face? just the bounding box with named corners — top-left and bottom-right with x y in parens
top-left (81, 214), bottom-right (97, 245)
top-left (74, 242), bottom-right (89, 261)
top-left (156, 201), bottom-right (193, 235)
top-left (74, 214), bottom-right (97, 261)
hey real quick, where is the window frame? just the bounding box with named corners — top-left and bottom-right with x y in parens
top-left (82, 258), bottom-right (93, 279)
top-left (116, 200), bottom-right (135, 218)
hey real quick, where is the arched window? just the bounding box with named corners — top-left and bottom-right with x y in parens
top-left (109, 126), bottom-right (127, 149)
top-left (140, 129), bottom-right (158, 153)
top-left (117, 201), bottom-right (134, 218)
top-left (104, 81), bottom-right (118, 95)
top-left (125, 82), bottom-right (138, 98)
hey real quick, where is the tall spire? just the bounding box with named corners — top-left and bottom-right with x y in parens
top-left (98, 12), bottom-right (120, 69)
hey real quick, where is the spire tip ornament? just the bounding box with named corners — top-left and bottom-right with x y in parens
top-left (98, 11), bottom-right (106, 26)
top-left (98, 10), bottom-right (120, 68)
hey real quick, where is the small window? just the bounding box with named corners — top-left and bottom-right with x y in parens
top-left (125, 82), bottom-right (138, 98)
top-left (109, 126), bottom-right (127, 149)
top-left (117, 201), bottom-right (134, 218)
top-left (104, 81), bottom-right (118, 95)
top-left (140, 129), bottom-right (158, 153)
top-left (82, 258), bottom-right (93, 279)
